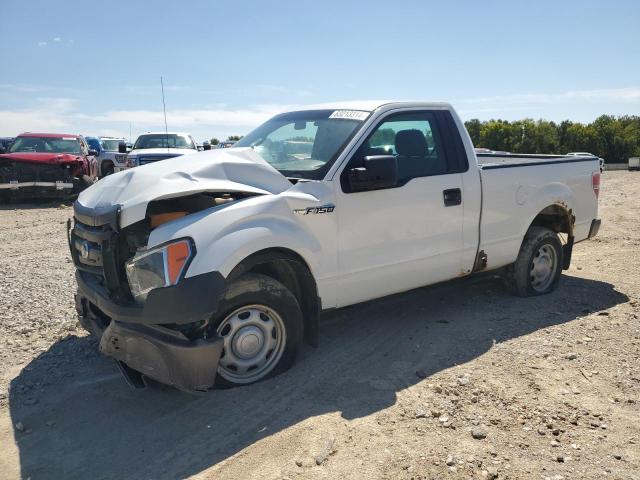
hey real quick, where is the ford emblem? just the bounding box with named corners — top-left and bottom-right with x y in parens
top-left (80, 241), bottom-right (91, 259)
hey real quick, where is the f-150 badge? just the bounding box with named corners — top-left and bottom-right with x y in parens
top-left (293, 204), bottom-right (335, 215)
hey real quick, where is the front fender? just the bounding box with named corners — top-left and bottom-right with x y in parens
top-left (188, 216), bottom-right (322, 278)
top-left (147, 194), bottom-right (325, 280)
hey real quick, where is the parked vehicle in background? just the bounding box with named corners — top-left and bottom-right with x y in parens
top-left (567, 152), bottom-right (604, 173)
top-left (629, 157), bottom-right (640, 171)
top-left (0, 133), bottom-right (98, 200)
top-left (0, 137), bottom-right (15, 152)
top-left (121, 132), bottom-right (198, 169)
top-left (217, 140), bottom-right (236, 149)
top-left (71, 101), bottom-right (601, 392)
top-left (86, 136), bottom-right (127, 177)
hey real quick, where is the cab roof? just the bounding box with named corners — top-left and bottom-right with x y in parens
top-left (293, 100), bottom-right (453, 112)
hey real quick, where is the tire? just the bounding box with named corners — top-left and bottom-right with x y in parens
top-left (504, 226), bottom-right (563, 297)
top-left (210, 273), bottom-right (303, 388)
top-left (101, 161), bottom-right (114, 177)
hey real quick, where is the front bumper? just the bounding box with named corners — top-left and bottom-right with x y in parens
top-left (0, 180), bottom-right (73, 190)
top-left (99, 320), bottom-right (223, 392)
top-left (75, 270), bottom-right (227, 391)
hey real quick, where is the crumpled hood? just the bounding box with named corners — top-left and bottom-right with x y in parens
top-left (76, 148), bottom-right (293, 228)
top-left (0, 152), bottom-right (83, 165)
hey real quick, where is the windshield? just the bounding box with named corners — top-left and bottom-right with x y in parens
top-left (235, 109), bottom-right (369, 179)
top-left (101, 139), bottom-right (121, 151)
top-left (8, 136), bottom-right (81, 154)
top-left (133, 134), bottom-right (195, 150)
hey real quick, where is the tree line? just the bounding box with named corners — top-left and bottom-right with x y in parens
top-left (464, 115), bottom-right (640, 163)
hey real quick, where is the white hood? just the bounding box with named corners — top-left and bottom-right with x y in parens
top-left (77, 148), bottom-right (293, 227)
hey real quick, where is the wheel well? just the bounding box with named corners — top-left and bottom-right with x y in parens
top-left (529, 204), bottom-right (575, 270)
top-left (530, 204), bottom-right (574, 236)
top-left (228, 248), bottom-right (320, 347)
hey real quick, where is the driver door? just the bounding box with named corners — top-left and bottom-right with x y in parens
top-left (334, 110), bottom-right (466, 307)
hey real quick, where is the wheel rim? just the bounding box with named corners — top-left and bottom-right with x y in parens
top-left (216, 304), bottom-right (286, 384)
top-left (530, 243), bottom-right (557, 292)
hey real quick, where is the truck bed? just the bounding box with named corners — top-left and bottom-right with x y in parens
top-left (477, 152), bottom-right (594, 168)
top-left (476, 153), bottom-right (600, 271)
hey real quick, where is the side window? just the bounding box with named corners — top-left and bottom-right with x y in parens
top-left (342, 111), bottom-right (454, 191)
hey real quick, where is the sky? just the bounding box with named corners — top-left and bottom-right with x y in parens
top-left (0, 0), bottom-right (639, 142)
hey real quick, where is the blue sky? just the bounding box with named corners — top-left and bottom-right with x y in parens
top-left (0, 0), bottom-right (638, 142)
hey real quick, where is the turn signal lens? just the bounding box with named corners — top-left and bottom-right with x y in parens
top-left (125, 238), bottom-right (194, 303)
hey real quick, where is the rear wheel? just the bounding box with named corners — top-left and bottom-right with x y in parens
top-left (210, 273), bottom-right (303, 387)
top-left (504, 226), bottom-right (563, 296)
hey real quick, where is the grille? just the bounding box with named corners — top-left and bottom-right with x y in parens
top-left (70, 214), bottom-right (133, 302)
top-left (138, 154), bottom-right (179, 165)
top-left (69, 204), bottom-right (151, 304)
top-left (0, 161), bottom-right (73, 183)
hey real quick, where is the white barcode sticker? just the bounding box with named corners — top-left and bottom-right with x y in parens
top-left (329, 110), bottom-right (369, 121)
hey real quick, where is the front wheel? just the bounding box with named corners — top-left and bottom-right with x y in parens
top-left (210, 273), bottom-right (303, 387)
top-left (504, 226), bottom-right (563, 297)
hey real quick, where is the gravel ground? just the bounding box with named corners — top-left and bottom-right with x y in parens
top-left (0, 171), bottom-right (638, 480)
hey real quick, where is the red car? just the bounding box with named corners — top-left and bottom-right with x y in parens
top-left (0, 133), bottom-right (99, 200)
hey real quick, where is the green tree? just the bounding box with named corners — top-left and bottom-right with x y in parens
top-left (227, 135), bottom-right (243, 141)
top-left (210, 138), bottom-right (220, 146)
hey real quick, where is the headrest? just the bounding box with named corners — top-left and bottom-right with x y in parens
top-left (395, 129), bottom-right (428, 156)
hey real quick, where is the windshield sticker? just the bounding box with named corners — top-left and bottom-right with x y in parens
top-left (62, 137), bottom-right (77, 141)
top-left (329, 110), bottom-right (369, 121)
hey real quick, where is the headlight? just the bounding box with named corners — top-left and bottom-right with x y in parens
top-left (125, 155), bottom-right (137, 168)
top-left (125, 238), bottom-right (194, 303)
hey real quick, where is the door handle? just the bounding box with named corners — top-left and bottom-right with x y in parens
top-left (443, 188), bottom-right (462, 207)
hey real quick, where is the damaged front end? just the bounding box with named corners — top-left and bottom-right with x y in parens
top-left (70, 191), bottom-right (253, 391)
top-left (0, 158), bottom-right (78, 199)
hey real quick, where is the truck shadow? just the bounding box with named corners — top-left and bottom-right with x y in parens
top-left (8, 274), bottom-right (628, 479)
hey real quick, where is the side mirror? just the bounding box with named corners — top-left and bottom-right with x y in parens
top-left (88, 149), bottom-right (98, 156)
top-left (203, 143), bottom-right (211, 150)
top-left (347, 155), bottom-right (398, 192)
top-left (118, 142), bottom-right (128, 153)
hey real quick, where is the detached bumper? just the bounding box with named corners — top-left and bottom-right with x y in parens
top-left (99, 321), bottom-right (223, 392)
top-left (75, 270), bottom-right (227, 391)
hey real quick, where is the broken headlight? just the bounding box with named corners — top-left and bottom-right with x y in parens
top-left (125, 238), bottom-right (194, 303)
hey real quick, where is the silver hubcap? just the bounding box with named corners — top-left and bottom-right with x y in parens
top-left (530, 244), bottom-right (557, 292)
top-left (216, 305), bottom-right (286, 384)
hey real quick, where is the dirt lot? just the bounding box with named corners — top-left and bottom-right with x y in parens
top-left (0, 171), bottom-right (638, 480)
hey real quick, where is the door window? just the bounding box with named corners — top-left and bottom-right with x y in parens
top-left (342, 111), bottom-right (454, 191)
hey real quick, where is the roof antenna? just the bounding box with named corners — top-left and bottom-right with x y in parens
top-left (160, 76), bottom-right (169, 153)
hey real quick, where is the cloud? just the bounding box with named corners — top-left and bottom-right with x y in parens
top-left (37, 41), bottom-right (47, 47)
top-left (0, 98), bottom-right (292, 139)
top-left (454, 86), bottom-right (640, 120)
top-left (0, 98), bottom-right (77, 134)
top-left (457, 87), bottom-right (640, 106)
top-left (53, 37), bottom-right (61, 42)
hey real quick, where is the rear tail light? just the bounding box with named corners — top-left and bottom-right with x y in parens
top-left (592, 171), bottom-right (600, 198)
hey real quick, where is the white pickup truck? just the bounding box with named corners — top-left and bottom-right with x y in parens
top-left (70, 101), bottom-right (601, 392)
top-left (120, 132), bottom-right (198, 169)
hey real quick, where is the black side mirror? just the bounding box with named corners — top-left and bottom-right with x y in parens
top-left (88, 149), bottom-right (98, 157)
top-left (118, 142), bottom-right (127, 153)
top-left (347, 155), bottom-right (398, 192)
